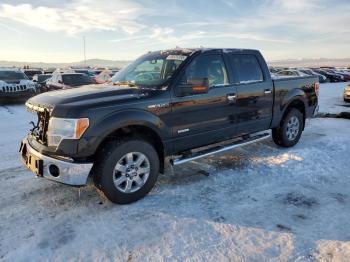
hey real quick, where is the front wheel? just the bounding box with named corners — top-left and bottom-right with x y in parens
top-left (272, 108), bottom-right (304, 147)
top-left (93, 139), bottom-right (160, 204)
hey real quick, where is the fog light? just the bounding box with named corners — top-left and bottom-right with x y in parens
top-left (49, 164), bottom-right (60, 177)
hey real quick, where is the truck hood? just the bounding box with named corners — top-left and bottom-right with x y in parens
top-left (26, 84), bottom-right (155, 115)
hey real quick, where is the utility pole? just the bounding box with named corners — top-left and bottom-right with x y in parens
top-left (83, 36), bottom-right (86, 67)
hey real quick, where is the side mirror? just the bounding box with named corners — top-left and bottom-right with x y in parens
top-left (178, 77), bottom-right (209, 96)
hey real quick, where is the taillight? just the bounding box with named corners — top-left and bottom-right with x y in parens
top-left (314, 82), bottom-right (320, 97)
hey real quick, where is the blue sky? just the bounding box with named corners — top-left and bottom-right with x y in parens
top-left (0, 0), bottom-right (349, 62)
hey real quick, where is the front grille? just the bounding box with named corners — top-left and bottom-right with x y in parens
top-left (30, 109), bottom-right (50, 145)
top-left (1, 85), bottom-right (28, 92)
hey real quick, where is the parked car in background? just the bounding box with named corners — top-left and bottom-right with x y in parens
top-left (337, 69), bottom-right (350, 75)
top-left (43, 68), bottom-right (56, 74)
top-left (344, 85), bottom-right (350, 102)
top-left (32, 74), bottom-right (52, 93)
top-left (22, 69), bottom-right (43, 80)
top-left (269, 67), bottom-right (281, 74)
top-left (276, 69), bottom-right (308, 77)
top-left (325, 69), bottom-right (350, 81)
top-left (299, 69), bottom-right (327, 83)
top-left (94, 69), bottom-right (113, 84)
top-left (46, 72), bottom-right (96, 91)
top-left (73, 69), bottom-right (97, 78)
top-left (92, 68), bottom-right (106, 75)
top-left (0, 68), bottom-right (36, 101)
top-left (333, 70), bottom-right (350, 81)
top-left (313, 69), bottom-right (344, 82)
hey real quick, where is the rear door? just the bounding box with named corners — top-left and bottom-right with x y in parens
top-left (227, 54), bottom-right (273, 135)
top-left (170, 52), bottom-right (238, 152)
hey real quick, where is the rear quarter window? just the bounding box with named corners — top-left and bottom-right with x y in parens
top-left (228, 54), bottom-right (264, 84)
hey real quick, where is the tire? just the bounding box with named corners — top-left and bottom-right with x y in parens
top-left (272, 108), bottom-right (304, 147)
top-left (344, 99), bottom-right (350, 103)
top-left (93, 139), bottom-right (160, 204)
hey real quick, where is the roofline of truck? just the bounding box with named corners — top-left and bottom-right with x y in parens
top-left (149, 48), bottom-right (260, 56)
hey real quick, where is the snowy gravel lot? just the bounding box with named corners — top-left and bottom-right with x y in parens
top-left (0, 82), bottom-right (350, 261)
top-left (318, 82), bottom-right (350, 114)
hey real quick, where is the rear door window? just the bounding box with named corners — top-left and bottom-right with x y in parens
top-left (228, 54), bottom-right (264, 84)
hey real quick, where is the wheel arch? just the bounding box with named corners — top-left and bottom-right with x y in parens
top-left (77, 110), bottom-right (169, 173)
top-left (271, 88), bottom-right (307, 129)
top-left (281, 97), bottom-right (306, 129)
top-left (94, 124), bottom-right (165, 173)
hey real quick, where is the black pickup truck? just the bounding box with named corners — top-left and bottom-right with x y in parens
top-left (20, 48), bottom-right (319, 204)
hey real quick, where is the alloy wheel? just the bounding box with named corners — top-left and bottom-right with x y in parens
top-left (113, 152), bottom-right (150, 193)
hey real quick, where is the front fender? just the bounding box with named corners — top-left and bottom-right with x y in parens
top-left (77, 109), bottom-right (170, 157)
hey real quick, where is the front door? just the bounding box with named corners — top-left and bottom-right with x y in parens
top-left (170, 52), bottom-right (238, 152)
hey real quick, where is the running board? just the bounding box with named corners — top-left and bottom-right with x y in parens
top-left (171, 133), bottom-right (270, 166)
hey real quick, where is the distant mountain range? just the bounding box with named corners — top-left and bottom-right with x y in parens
top-left (0, 59), bottom-right (131, 69)
top-left (0, 57), bottom-right (349, 69)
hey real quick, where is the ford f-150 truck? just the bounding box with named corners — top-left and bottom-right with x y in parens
top-left (20, 48), bottom-right (319, 204)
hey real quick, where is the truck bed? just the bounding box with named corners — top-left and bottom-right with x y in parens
top-left (271, 75), bottom-right (319, 128)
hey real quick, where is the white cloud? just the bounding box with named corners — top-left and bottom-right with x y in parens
top-left (0, 0), bottom-right (349, 61)
top-left (278, 0), bottom-right (318, 11)
top-left (0, 0), bottom-right (145, 35)
top-left (0, 19), bottom-right (25, 34)
top-left (220, 0), bottom-right (237, 8)
top-left (258, 0), bottom-right (350, 34)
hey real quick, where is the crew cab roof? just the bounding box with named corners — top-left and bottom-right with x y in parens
top-left (156, 47), bottom-right (260, 56)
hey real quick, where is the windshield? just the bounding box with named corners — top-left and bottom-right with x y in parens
top-left (111, 52), bottom-right (188, 87)
top-left (37, 74), bottom-right (52, 82)
top-left (24, 70), bottom-right (42, 77)
top-left (62, 74), bottom-right (95, 86)
top-left (0, 71), bottom-right (28, 81)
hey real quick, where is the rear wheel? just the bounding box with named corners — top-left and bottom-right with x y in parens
top-left (93, 139), bottom-right (159, 204)
top-left (272, 108), bottom-right (304, 147)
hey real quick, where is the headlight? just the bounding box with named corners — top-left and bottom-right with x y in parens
top-left (47, 117), bottom-right (89, 147)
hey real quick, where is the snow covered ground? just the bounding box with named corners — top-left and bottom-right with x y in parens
top-left (0, 83), bottom-right (350, 261)
top-left (318, 82), bottom-right (350, 114)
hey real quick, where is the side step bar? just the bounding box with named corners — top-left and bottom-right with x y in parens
top-left (171, 132), bottom-right (270, 166)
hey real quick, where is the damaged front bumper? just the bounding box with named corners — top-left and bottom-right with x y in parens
top-left (19, 138), bottom-right (93, 186)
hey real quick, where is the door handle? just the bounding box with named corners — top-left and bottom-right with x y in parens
top-left (227, 93), bottom-right (236, 102)
top-left (264, 89), bottom-right (272, 94)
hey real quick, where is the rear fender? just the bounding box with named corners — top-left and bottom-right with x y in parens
top-left (271, 89), bottom-right (307, 128)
